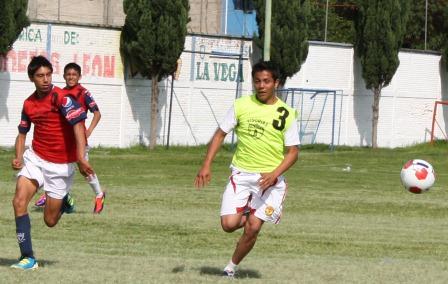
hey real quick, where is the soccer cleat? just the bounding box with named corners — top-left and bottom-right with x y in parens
top-left (62, 194), bottom-right (75, 214)
top-left (10, 257), bottom-right (38, 270)
top-left (34, 194), bottom-right (46, 207)
top-left (222, 269), bottom-right (235, 278)
top-left (93, 192), bottom-right (105, 214)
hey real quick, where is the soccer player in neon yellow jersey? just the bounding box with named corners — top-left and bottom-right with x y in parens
top-left (195, 61), bottom-right (300, 278)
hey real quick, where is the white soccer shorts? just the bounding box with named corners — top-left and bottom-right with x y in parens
top-left (220, 166), bottom-right (288, 224)
top-left (18, 148), bottom-right (75, 199)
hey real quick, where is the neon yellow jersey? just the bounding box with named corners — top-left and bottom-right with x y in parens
top-left (232, 94), bottom-right (298, 172)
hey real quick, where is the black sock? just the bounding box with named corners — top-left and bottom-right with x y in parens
top-left (15, 214), bottom-right (34, 258)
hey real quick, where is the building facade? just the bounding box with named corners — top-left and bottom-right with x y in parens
top-left (26, 0), bottom-right (223, 34)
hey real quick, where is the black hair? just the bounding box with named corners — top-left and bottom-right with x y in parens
top-left (27, 56), bottom-right (53, 78)
top-left (251, 60), bottom-right (280, 81)
top-left (64, 62), bottom-right (82, 75)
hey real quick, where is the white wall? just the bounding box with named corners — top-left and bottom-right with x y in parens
top-left (1, 23), bottom-right (447, 148)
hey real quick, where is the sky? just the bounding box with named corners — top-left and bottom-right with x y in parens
top-left (224, 0), bottom-right (258, 37)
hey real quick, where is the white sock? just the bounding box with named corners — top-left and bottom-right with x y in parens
top-left (224, 260), bottom-right (237, 272)
top-left (86, 174), bottom-right (103, 196)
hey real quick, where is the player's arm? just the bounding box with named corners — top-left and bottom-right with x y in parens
top-left (195, 105), bottom-right (236, 189)
top-left (59, 95), bottom-right (93, 176)
top-left (259, 118), bottom-right (301, 190)
top-left (12, 133), bottom-right (27, 170)
top-left (12, 109), bottom-right (31, 170)
top-left (73, 122), bottom-right (94, 177)
top-left (84, 92), bottom-right (101, 138)
top-left (86, 110), bottom-right (101, 138)
top-left (259, 145), bottom-right (299, 191)
top-left (195, 128), bottom-right (227, 189)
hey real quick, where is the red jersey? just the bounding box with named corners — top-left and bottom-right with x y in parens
top-left (64, 84), bottom-right (99, 144)
top-left (18, 85), bottom-right (87, 163)
top-left (64, 84), bottom-right (99, 115)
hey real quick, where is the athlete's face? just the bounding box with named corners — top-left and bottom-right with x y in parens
top-left (253, 70), bottom-right (279, 105)
top-left (30, 66), bottom-right (52, 95)
top-left (64, 68), bottom-right (81, 88)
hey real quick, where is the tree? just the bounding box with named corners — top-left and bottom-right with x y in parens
top-left (402, 0), bottom-right (446, 50)
top-left (120, 0), bottom-right (189, 149)
top-left (0, 0), bottom-right (29, 56)
top-left (443, 5), bottom-right (448, 70)
top-left (354, 0), bottom-right (409, 148)
top-left (253, 0), bottom-right (310, 86)
top-left (308, 0), bottom-right (355, 44)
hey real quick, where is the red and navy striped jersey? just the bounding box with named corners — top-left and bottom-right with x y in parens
top-left (18, 85), bottom-right (87, 163)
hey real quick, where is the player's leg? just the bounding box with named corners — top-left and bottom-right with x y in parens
top-left (220, 170), bottom-right (251, 232)
top-left (223, 175), bottom-right (287, 277)
top-left (43, 196), bottom-right (64, 227)
top-left (11, 176), bottom-right (39, 270)
top-left (11, 149), bottom-right (44, 270)
top-left (84, 146), bottom-right (105, 214)
top-left (233, 214), bottom-right (264, 261)
top-left (223, 215), bottom-right (264, 277)
top-left (42, 160), bottom-right (76, 226)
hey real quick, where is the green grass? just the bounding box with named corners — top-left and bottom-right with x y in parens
top-left (1, 143), bottom-right (448, 283)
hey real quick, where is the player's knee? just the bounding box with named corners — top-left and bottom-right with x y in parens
top-left (12, 196), bottom-right (27, 211)
top-left (221, 219), bottom-right (239, 233)
top-left (44, 215), bottom-right (59, 227)
top-left (244, 223), bottom-right (261, 238)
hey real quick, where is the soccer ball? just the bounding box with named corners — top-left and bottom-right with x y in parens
top-left (400, 159), bottom-right (435, 194)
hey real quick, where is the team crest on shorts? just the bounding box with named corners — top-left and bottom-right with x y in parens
top-left (265, 205), bottom-right (274, 216)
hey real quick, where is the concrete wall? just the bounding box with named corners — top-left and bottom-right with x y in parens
top-left (284, 42), bottom-right (446, 148)
top-left (1, 23), bottom-right (447, 149)
top-left (0, 23), bottom-right (253, 148)
top-left (26, 0), bottom-right (221, 33)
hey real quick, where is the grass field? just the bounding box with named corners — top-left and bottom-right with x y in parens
top-left (1, 143), bottom-right (448, 283)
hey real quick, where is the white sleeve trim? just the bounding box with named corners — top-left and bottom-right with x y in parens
top-left (284, 121), bottom-right (301, 146)
top-left (219, 105), bottom-right (237, 133)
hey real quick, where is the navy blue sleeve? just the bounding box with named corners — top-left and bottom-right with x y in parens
top-left (84, 91), bottom-right (99, 113)
top-left (18, 109), bottom-right (31, 134)
top-left (59, 95), bottom-right (87, 126)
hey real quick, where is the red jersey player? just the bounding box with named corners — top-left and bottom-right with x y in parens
top-left (34, 63), bottom-right (105, 213)
top-left (11, 56), bottom-right (94, 270)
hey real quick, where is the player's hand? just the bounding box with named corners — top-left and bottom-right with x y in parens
top-left (77, 159), bottom-right (94, 177)
top-left (258, 172), bottom-right (278, 191)
top-left (85, 129), bottom-right (92, 139)
top-left (11, 158), bottom-right (23, 170)
top-left (195, 166), bottom-right (211, 189)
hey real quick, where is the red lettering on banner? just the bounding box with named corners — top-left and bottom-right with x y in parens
top-left (51, 52), bottom-right (61, 74)
top-left (92, 55), bottom-right (102, 77)
top-left (103, 56), bottom-right (115, 77)
top-left (83, 54), bottom-right (91, 76)
top-left (8, 51), bottom-right (17, 72)
top-left (72, 53), bottom-right (78, 64)
top-left (0, 49), bottom-right (116, 78)
top-left (18, 51), bottom-right (27, 72)
top-left (29, 51), bottom-right (37, 59)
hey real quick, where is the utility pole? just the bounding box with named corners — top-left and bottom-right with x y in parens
top-left (263, 0), bottom-right (272, 60)
top-left (324, 0), bottom-right (329, 42)
top-left (424, 0), bottom-right (428, 50)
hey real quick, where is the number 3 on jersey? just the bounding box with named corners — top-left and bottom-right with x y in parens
top-left (273, 107), bottom-right (289, 130)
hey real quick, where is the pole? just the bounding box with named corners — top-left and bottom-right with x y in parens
top-left (58, 0), bottom-right (61, 21)
top-left (166, 74), bottom-right (175, 149)
top-left (263, 0), bottom-right (272, 61)
top-left (424, 0), bottom-right (428, 50)
top-left (324, 0), bottom-right (329, 42)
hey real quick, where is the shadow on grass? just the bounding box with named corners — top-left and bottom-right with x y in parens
top-left (30, 206), bottom-right (89, 215)
top-left (0, 257), bottom-right (57, 267)
top-left (172, 265), bottom-right (185, 273)
top-left (199, 266), bottom-right (261, 279)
